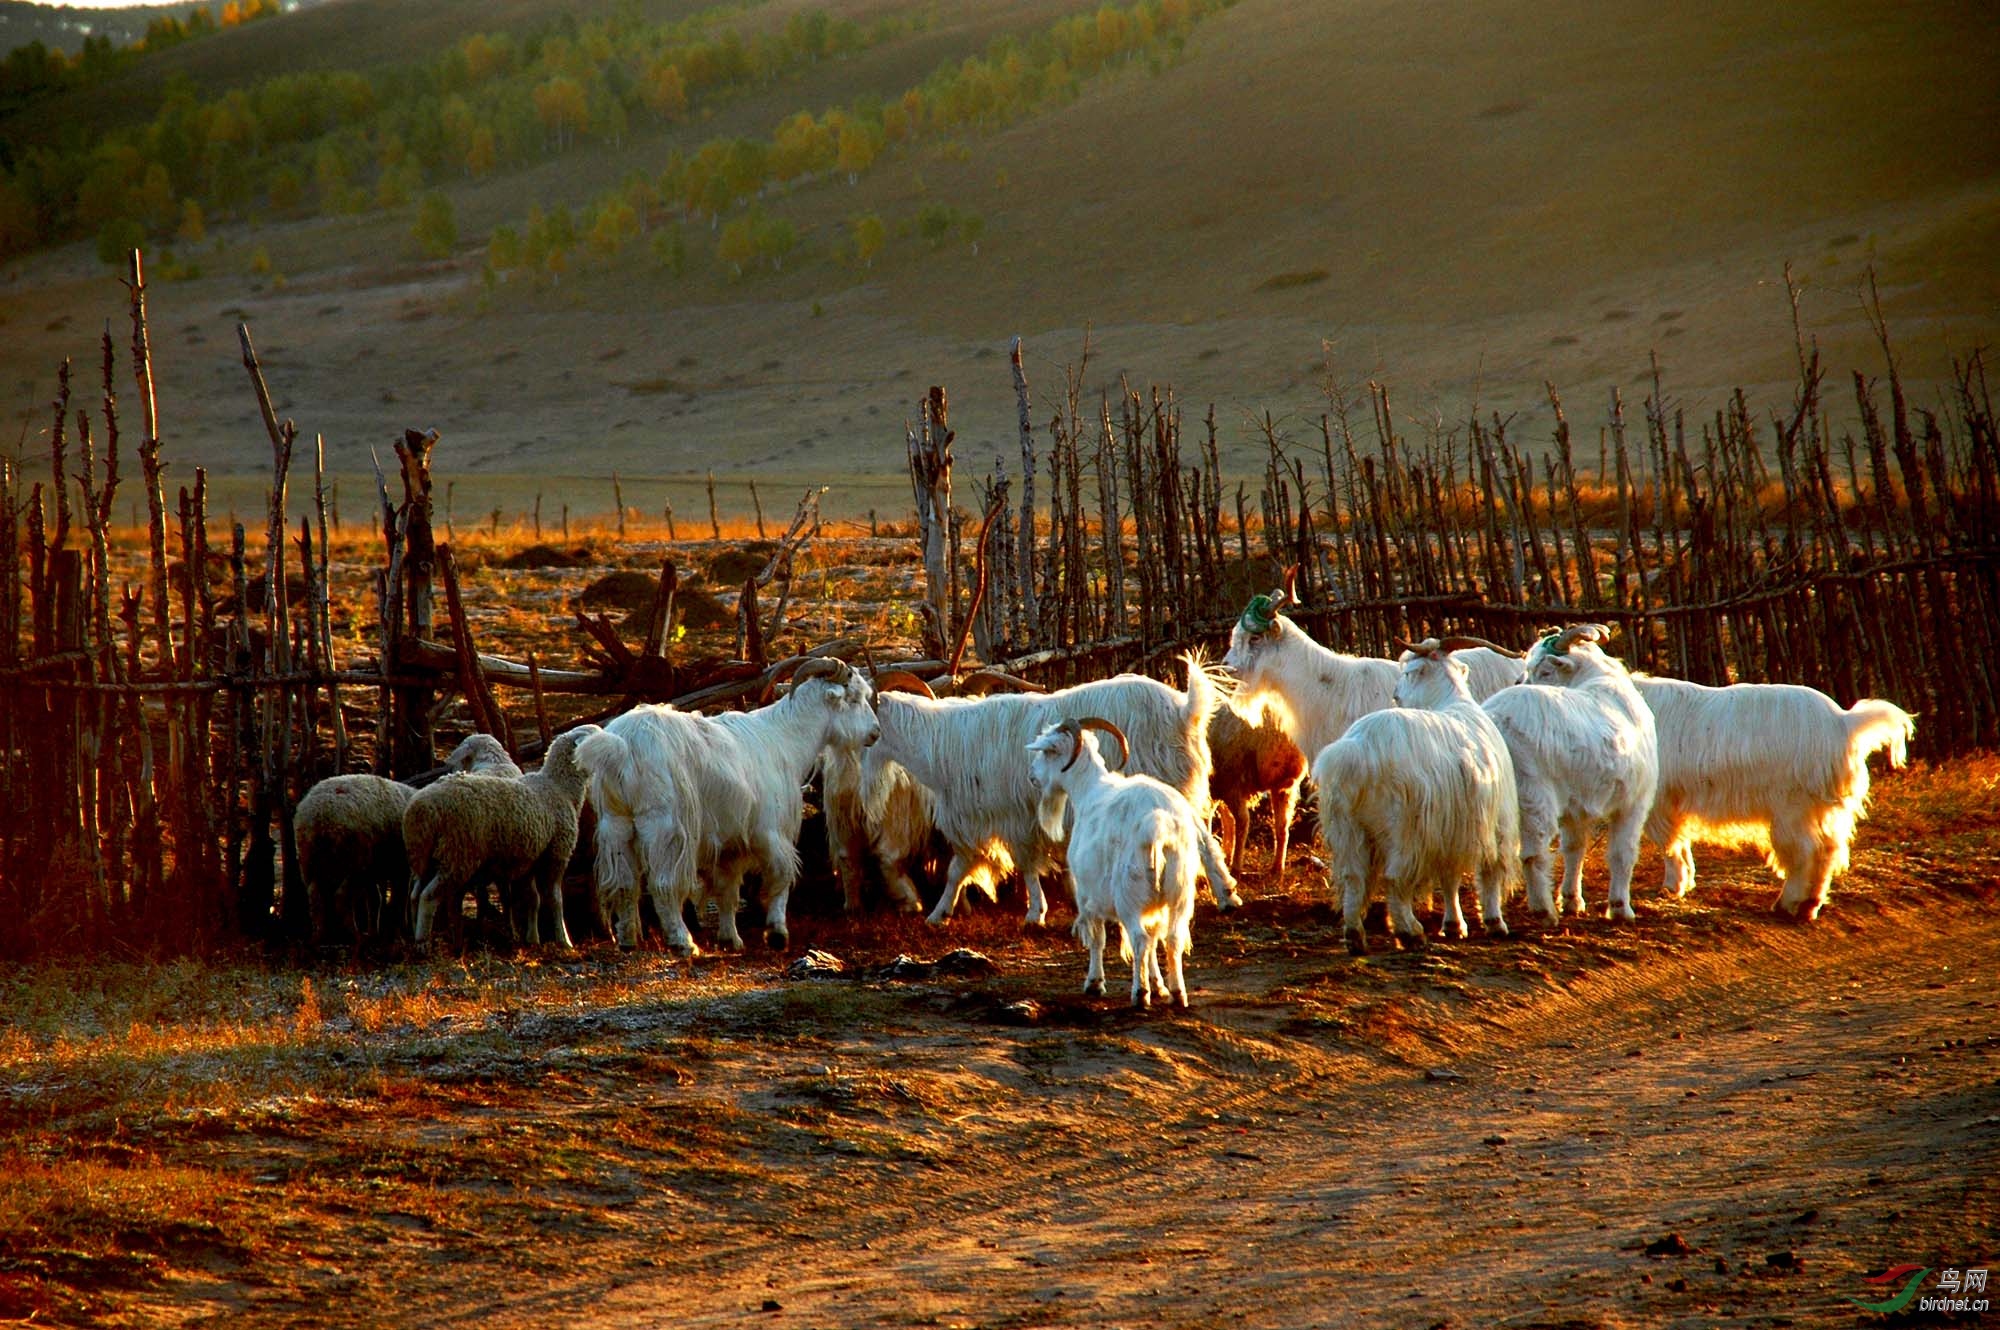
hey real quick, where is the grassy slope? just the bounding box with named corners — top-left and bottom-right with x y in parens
top-left (1, 0), bottom-right (1995, 521)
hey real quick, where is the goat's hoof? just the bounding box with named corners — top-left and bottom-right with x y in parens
top-left (923, 912), bottom-right (950, 929)
top-left (1131, 995), bottom-right (1150, 1011)
top-left (1171, 993), bottom-right (1189, 1012)
top-left (1219, 892), bottom-right (1244, 913)
top-left (1021, 913), bottom-right (1047, 930)
top-left (1343, 931), bottom-right (1368, 957)
top-left (1083, 978), bottom-right (1105, 997)
top-left (764, 928), bottom-right (789, 951)
top-left (1607, 904), bottom-right (1636, 923)
top-left (1397, 931), bottom-right (1429, 953)
top-left (668, 939), bottom-right (699, 959)
top-left (1444, 922), bottom-right (1469, 941)
top-left (1484, 921), bottom-right (1511, 939)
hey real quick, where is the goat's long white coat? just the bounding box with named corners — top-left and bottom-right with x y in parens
top-left (576, 673), bottom-right (879, 952)
top-left (1315, 650), bottom-right (1521, 951)
top-left (1487, 642), bottom-right (1660, 921)
top-left (1630, 674), bottom-right (1913, 918)
top-left (1028, 728), bottom-right (1228, 1008)
top-left (1225, 616), bottom-right (1520, 762)
top-left (873, 660), bottom-right (1228, 926)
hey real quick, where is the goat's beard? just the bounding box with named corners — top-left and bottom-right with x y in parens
top-left (1034, 787), bottom-right (1069, 844)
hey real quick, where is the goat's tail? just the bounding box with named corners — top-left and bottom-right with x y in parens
top-left (1178, 650), bottom-right (1221, 807)
top-left (1845, 699), bottom-right (1915, 771)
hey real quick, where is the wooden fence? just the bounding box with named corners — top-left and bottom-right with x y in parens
top-left (3, 260), bottom-right (1995, 959)
top-left (924, 336), bottom-right (1999, 746)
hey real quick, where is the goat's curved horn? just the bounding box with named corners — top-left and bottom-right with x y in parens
top-left (1052, 717), bottom-right (1087, 772)
top-left (1282, 563), bottom-right (1300, 606)
top-left (957, 669), bottom-right (1047, 696)
top-left (1553, 622), bottom-right (1614, 653)
top-left (1075, 717), bottom-right (1130, 772)
top-left (1392, 637), bottom-right (1442, 658)
top-left (792, 657), bottom-right (847, 684)
top-left (870, 669), bottom-right (936, 698)
top-left (1437, 635), bottom-right (1525, 658)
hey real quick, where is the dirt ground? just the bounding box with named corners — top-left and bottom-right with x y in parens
top-left (2, 758), bottom-right (1996, 1328)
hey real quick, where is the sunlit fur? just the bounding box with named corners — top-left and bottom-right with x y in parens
top-left (1027, 726), bottom-right (1230, 1009)
top-left (1186, 650), bottom-right (1306, 878)
top-left (575, 672), bottom-right (881, 954)
top-left (1224, 613), bottom-right (1521, 762)
top-left (1488, 641), bottom-right (1659, 922)
top-left (873, 655), bottom-right (1230, 928)
top-left (822, 740), bottom-right (936, 914)
top-left (1314, 648), bottom-right (1521, 954)
top-left (1620, 672), bottom-right (1914, 920)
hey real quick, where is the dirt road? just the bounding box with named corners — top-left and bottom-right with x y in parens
top-left (11, 834), bottom-right (1997, 1329)
top-left (539, 901), bottom-right (2000, 1330)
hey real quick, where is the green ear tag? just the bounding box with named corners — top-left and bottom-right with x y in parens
top-left (1240, 594), bottom-right (1276, 633)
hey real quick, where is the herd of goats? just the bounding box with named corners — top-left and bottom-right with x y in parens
top-left (295, 574), bottom-right (1916, 1009)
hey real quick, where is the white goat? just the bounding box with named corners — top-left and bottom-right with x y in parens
top-left (1223, 576), bottom-right (1521, 763)
top-left (1026, 717), bottom-right (1231, 1009)
top-left (1578, 669), bottom-right (1913, 920)
top-left (1315, 637), bottom-right (1522, 953)
top-left (1485, 624), bottom-right (1659, 922)
top-left (872, 655), bottom-right (1231, 928)
top-left (575, 658), bottom-right (880, 954)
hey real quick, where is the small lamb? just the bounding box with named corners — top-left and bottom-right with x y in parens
top-left (1026, 716), bottom-right (1237, 1010)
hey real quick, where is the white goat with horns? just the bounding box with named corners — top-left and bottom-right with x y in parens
top-left (1483, 624), bottom-right (1659, 922)
top-left (575, 657), bottom-right (880, 954)
top-left (1223, 567), bottom-right (1523, 763)
top-left (1529, 650), bottom-right (1915, 921)
top-left (872, 655), bottom-right (1232, 928)
top-left (1316, 636), bottom-right (1523, 953)
top-left (1027, 716), bottom-right (1231, 1009)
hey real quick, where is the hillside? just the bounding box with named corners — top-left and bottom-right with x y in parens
top-left (1, 0), bottom-right (1995, 523)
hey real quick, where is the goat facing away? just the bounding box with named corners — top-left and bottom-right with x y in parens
top-left (1316, 636), bottom-right (1523, 954)
top-left (1027, 716), bottom-right (1235, 1009)
top-left (1487, 624), bottom-right (1660, 922)
top-left (576, 658), bottom-right (880, 954)
top-left (1560, 664), bottom-right (1915, 921)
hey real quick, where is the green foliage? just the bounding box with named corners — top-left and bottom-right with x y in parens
top-left (95, 216), bottom-right (145, 268)
top-left (849, 212), bottom-right (885, 267)
top-left (0, 6), bottom-right (919, 260)
top-left (412, 191), bottom-right (457, 258)
top-left (650, 223), bottom-right (687, 276)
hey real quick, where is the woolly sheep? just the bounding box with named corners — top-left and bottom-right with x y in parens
top-left (295, 733), bottom-right (521, 943)
top-left (405, 725), bottom-right (600, 949)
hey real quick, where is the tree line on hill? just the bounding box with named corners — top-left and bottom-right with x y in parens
top-left (0, 0), bottom-right (1236, 290)
top-left (0, 6), bottom-right (913, 264)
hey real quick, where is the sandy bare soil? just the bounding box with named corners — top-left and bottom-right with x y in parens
top-left (5, 781), bottom-right (1995, 1329)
